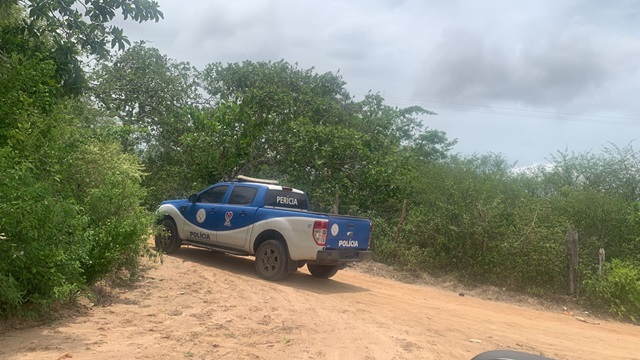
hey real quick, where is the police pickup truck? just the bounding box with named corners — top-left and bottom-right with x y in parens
top-left (155, 176), bottom-right (372, 281)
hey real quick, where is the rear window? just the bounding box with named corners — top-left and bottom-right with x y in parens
top-left (228, 186), bottom-right (258, 205)
top-left (265, 190), bottom-right (308, 210)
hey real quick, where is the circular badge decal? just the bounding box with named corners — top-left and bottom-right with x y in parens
top-left (196, 208), bottom-right (206, 223)
top-left (331, 223), bottom-right (339, 237)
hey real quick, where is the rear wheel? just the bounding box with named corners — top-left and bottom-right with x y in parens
top-left (307, 264), bottom-right (340, 279)
top-left (255, 240), bottom-right (289, 281)
top-left (155, 219), bottom-right (181, 254)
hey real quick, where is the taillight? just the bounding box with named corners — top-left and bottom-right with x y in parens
top-left (368, 222), bottom-right (373, 248)
top-left (312, 221), bottom-right (328, 246)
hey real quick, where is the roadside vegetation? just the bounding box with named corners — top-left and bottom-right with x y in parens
top-left (1, 1), bottom-right (638, 321)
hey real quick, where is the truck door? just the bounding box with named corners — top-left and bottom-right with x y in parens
top-left (214, 185), bottom-right (259, 249)
top-left (182, 185), bottom-right (230, 243)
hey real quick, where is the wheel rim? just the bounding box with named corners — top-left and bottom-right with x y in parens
top-left (158, 225), bottom-right (172, 248)
top-left (258, 245), bottom-right (280, 275)
top-left (159, 234), bottom-right (170, 248)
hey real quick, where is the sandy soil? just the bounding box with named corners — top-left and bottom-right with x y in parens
top-left (1, 247), bottom-right (639, 360)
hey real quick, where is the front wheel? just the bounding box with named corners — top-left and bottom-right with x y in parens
top-left (255, 240), bottom-right (289, 281)
top-left (155, 219), bottom-right (181, 254)
top-left (307, 264), bottom-right (339, 279)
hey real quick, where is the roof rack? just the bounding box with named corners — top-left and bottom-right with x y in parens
top-left (236, 175), bottom-right (280, 185)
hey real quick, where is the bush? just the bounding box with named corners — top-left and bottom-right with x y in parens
top-left (0, 136), bottom-right (152, 317)
top-left (583, 259), bottom-right (640, 322)
top-left (65, 142), bottom-right (152, 283)
top-left (0, 52), bottom-right (152, 318)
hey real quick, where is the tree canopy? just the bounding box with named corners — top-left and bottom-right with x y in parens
top-left (1, 0), bottom-right (163, 95)
top-left (17, 0), bottom-right (162, 56)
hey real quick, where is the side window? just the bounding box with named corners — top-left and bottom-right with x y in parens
top-left (228, 186), bottom-right (258, 205)
top-left (198, 185), bottom-right (229, 204)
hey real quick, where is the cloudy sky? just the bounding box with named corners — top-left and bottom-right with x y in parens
top-left (119, 0), bottom-right (640, 166)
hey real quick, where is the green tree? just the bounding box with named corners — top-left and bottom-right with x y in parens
top-left (0, 51), bottom-right (151, 316)
top-left (91, 43), bottom-right (200, 153)
top-left (193, 60), bottom-right (449, 213)
top-left (90, 43), bottom-right (201, 204)
top-left (0, 4), bottom-right (152, 318)
top-left (16, 0), bottom-right (162, 56)
top-left (2, 1), bottom-right (163, 95)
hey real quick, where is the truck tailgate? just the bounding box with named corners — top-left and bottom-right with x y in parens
top-left (325, 216), bottom-right (371, 250)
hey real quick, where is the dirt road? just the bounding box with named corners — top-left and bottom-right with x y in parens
top-left (1, 248), bottom-right (639, 360)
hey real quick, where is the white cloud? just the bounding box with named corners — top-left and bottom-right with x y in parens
top-left (116, 0), bottom-right (639, 166)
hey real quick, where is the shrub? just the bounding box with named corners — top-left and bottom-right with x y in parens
top-left (583, 259), bottom-right (640, 322)
top-left (0, 52), bottom-right (152, 318)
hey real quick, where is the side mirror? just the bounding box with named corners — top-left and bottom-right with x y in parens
top-left (188, 194), bottom-right (198, 203)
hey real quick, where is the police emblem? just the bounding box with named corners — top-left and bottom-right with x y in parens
top-left (196, 208), bottom-right (206, 223)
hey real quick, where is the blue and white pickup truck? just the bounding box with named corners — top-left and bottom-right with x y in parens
top-left (155, 176), bottom-right (372, 281)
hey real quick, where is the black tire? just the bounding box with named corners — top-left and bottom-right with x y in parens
top-left (307, 264), bottom-right (340, 279)
top-left (255, 240), bottom-right (289, 281)
top-left (155, 219), bottom-right (181, 254)
top-left (471, 350), bottom-right (554, 360)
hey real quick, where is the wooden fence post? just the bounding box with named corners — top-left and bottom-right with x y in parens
top-left (598, 248), bottom-right (606, 276)
top-left (393, 200), bottom-right (408, 241)
top-left (566, 229), bottom-right (579, 296)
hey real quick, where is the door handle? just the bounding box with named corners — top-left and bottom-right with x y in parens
top-left (209, 209), bottom-right (217, 213)
top-left (239, 211), bottom-right (247, 216)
